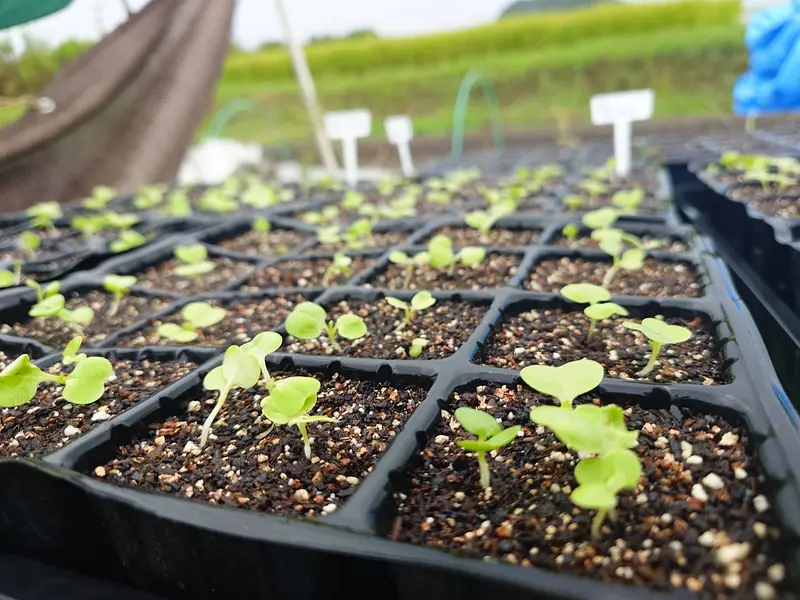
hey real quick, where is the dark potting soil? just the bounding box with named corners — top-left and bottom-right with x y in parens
top-left (476, 308), bottom-right (725, 385)
top-left (306, 231), bottom-right (411, 255)
top-left (92, 370), bottom-right (429, 517)
top-left (284, 298), bottom-right (486, 359)
top-left (729, 183), bottom-right (800, 204)
top-left (136, 257), bottom-right (253, 295)
top-left (392, 384), bottom-right (790, 600)
top-left (513, 194), bottom-right (553, 213)
top-left (117, 294), bottom-right (305, 348)
top-left (423, 227), bottom-right (540, 248)
top-left (0, 290), bottom-right (172, 348)
top-left (746, 196), bottom-right (800, 219)
top-left (551, 234), bottom-right (688, 253)
top-left (367, 253), bottom-right (520, 291)
top-left (0, 358), bottom-right (198, 459)
top-left (215, 229), bottom-right (309, 256)
top-left (528, 257), bottom-right (702, 298)
top-left (0, 350), bottom-right (18, 370)
top-left (241, 255), bottom-right (375, 290)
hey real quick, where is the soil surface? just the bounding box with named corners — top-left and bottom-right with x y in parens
top-left (215, 229), bottom-right (309, 256)
top-left (367, 253), bottom-right (520, 291)
top-left (285, 298), bottom-right (486, 359)
top-left (117, 294), bottom-right (305, 347)
top-left (0, 350), bottom-right (17, 370)
top-left (729, 183), bottom-right (800, 204)
top-left (423, 227), bottom-right (540, 248)
top-left (92, 369), bottom-right (429, 517)
top-left (306, 231), bottom-right (412, 255)
top-left (392, 384), bottom-right (789, 600)
top-left (746, 196), bottom-right (800, 219)
top-left (242, 255), bottom-right (375, 290)
top-left (528, 257), bottom-right (702, 298)
top-left (551, 233), bottom-right (688, 253)
top-left (136, 256), bottom-right (253, 295)
top-left (0, 290), bottom-right (172, 348)
top-left (476, 308), bottom-right (725, 385)
top-left (0, 358), bottom-right (198, 458)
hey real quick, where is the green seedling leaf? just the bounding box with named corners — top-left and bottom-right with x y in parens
top-left (454, 407), bottom-right (520, 488)
top-left (261, 376), bottom-right (334, 458)
top-left (110, 230), bottom-right (147, 253)
top-left (253, 217), bottom-right (271, 233)
top-left (458, 246), bottom-right (486, 266)
top-left (410, 291), bottom-right (436, 311)
top-left (386, 297), bottom-right (409, 311)
top-left (388, 251), bottom-right (411, 265)
top-left (585, 302), bottom-right (629, 321)
top-left (17, 231), bottom-right (40, 256)
top-left (563, 195), bottom-right (585, 210)
top-left (611, 189), bottom-right (645, 212)
top-left (62, 337), bottom-right (85, 366)
top-left (529, 403), bottom-right (637, 455)
top-left (336, 314), bottom-right (367, 339)
top-left (322, 252), bottom-right (353, 285)
top-left (240, 331), bottom-right (283, 386)
top-left (242, 185), bottom-right (277, 208)
top-left (428, 235), bottom-right (455, 269)
top-left (174, 262), bottom-right (216, 277)
top-left (618, 249), bottom-right (645, 270)
top-left (591, 227), bottom-right (624, 244)
top-left (342, 190), bottom-right (365, 209)
top-left (0, 355), bottom-right (53, 407)
top-left (104, 212), bottom-right (140, 229)
top-left (285, 302), bottom-right (327, 339)
top-left (0, 271), bottom-right (15, 288)
top-left (520, 358), bottom-right (604, 408)
top-left (103, 274), bottom-right (136, 295)
top-left (30, 294), bottom-right (66, 318)
top-left (599, 237), bottom-right (625, 259)
top-left (560, 283), bottom-right (611, 305)
top-left (582, 207), bottom-right (619, 230)
top-left (62, 356), bottom-right (113, 405)
top-left (562, 223), bottom-right (579, 242)
top-left (175, 244), bottom-right (208, 264)
top-left (455, 407), bottom-right (501, 439)
top-left (157, 323), bottom-right (198, 342)
top-left (134, 185), bottom-right (164, 209)
top-left (623, 318), bottom-right (691, 345)
top-left (61, 307), bottom-right (94, 326)
top-left (408, 338), bottom-right (428, 358)
top-left (27, 201), bottom-right (62, 227)
top-left (182, 302), bottom-right (228, 329)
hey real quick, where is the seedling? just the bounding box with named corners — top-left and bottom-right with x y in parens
top-left (573, 448), bottom-right (641, 538)
top-left (240, 331), bottom-right (283, 388)
top-left (261, 376), bottom-right (337, 459)
top-left (342, 189), bottom-right (365, 210)
top-left (582, 207), bottom-right (619, 231)
top-left (160, 190), bottom-right (193, 217)
top-left (103, 274), bottom-right (137, 317)
top-left (611, 189), bottom-right (645, 214)
top-left (302, 205), bottom-right (340, 225)
top-left (584, 302), bottom-right (629, 341)
top-left (242, 184), bottom-right (278, 209)
top-left (110, 230), bottom-right (147, 253)
top-left (562, 195), bottom-right (585, 211)
top-left (422, 235), bottom-right (486, 275)
top-left (521, 358), bottom-right (604, 409)
top-left (385, 291), bottom-right (437, 325)
top-left (17, 231), bottom-right (40, 260)
top-left (343, 219), bottom-right (374, 250)
top-left (200, 189), bottom-right (238, 213)
top-left (200, 345), bottom-right (261, 447)
top-left (408, 338), bottom-right (428, 358)
top-left (0, 270), bottom-right (17, 289)
top-left (173, 244), bottom-right (215, 277)
top-left (578, 179), bottom-right (609, 197)
top-left (82, 186), bottom-right (117, 211)
top-left (322, 252), bottom-right (354, 286)
top-left (454, 407), bottom-right (521, 489)
top-left (562, 223), bottom-right (579, 246)
top-left (25, 280), bottom-right (60, 303)
top-left (744, 167), bottom-right (795, 193)
top-left (253, 216), bottom-right (270, 235)
top-left (27, 202), bottom-right (62, 232)
top-left (103, 212), bottom-right (140, 230)
top-left (133, 185), bottom-right (165, 210)
top-left (29, 293), bottom-right (94, 335)
top-left (0, 338), bottom-right (113, 408)
top-left (464, 203), bottom-right (514, 241)
top-left (560, 283), bottom-right (611, 306)
top-left (284, 301), bottom-right (366, 352)
top-left (157, 302), bottom-right (228, 343)
top-left (7, 260), bottom-right (23, 285)
top-left (388, 250), bottom-right (427, 288)
top-left (622, 318), bottom-right (692, 377)
top-left (598, 235), bottom-right (645, 288)
top-left (72, 215), bottom-right (109, 239)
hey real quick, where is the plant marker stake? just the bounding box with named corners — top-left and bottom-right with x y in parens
top-left (324, 109), bottom-right (372, 188)
top-left (590, 89), bottom-right (654, 178)
top-left (384, 115), bottom-right (415, 177)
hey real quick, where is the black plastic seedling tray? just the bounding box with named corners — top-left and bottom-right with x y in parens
top-left (0, 209), bottom-right (799, 600)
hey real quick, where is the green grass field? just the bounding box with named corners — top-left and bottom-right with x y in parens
top-left (209, 19), bottom-right (746, 145)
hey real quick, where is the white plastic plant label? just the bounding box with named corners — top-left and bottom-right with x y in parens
top-left (590, 89), bottom-right (654, 177)
top-left (384, 115), bottom-right (415, 177)
top-left (324, 109), bottom-right (372, 187)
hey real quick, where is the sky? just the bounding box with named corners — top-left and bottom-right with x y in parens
top-left (10, 0), bottom-right (516, 51)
